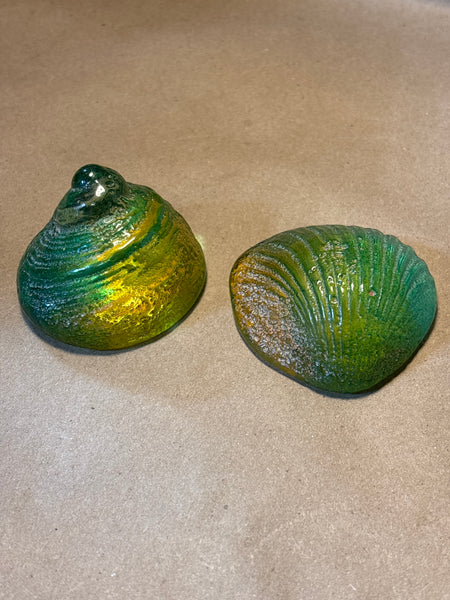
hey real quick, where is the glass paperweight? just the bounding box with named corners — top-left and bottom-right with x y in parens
top-left (18, 165), bottom-right (206, 350)
top-left (230, 225), bottom-right (436, 394)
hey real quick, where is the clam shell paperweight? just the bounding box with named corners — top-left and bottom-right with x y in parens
top-left (18, 165), bottom-right (206, 350)
top-left (230, 225), bottom-right (437, 394)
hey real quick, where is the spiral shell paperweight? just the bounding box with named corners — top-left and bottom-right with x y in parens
top-left (18, 165), bottom-right (206, 350)
top-left (230, 225), bottom-right (436, 394)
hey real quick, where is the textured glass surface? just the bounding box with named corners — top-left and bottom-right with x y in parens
top-left (18, 165), bottom-right (206, 350)
top-left (230, 225), bottom-right (437, 394)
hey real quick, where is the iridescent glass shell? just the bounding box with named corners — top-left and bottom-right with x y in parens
top-left (230, 225), bottom-right (436, 394)
top-left (18, 165), bottom-right (206, 350)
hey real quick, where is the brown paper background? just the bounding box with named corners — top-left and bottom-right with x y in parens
top-left (1, 1), bottom-right (449, 598)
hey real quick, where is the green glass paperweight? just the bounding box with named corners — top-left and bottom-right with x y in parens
top-left (18, 165), bottom-right (206, 350)
top-left (230, 225), bottom-right (437, 394)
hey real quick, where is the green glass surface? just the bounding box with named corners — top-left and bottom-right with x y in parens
top-left (230, 225), bottom-right (437, 394)
top-left (18, 165), bottom-right (206, 350)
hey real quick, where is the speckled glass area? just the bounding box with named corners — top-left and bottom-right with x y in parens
top-left (18, 165), bottom-right (206, 350)
top-left (230, 225), bottom-right (437, 394)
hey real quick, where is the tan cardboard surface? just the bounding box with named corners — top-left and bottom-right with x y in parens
top-left (1, 0), bottom-right (449, 598)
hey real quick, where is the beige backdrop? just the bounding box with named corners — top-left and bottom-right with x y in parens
top-left (1, 0), bottom-right (449, 598)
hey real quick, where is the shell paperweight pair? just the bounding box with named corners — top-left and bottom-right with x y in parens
top-left (18, 165), bottom-right (437, 395)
